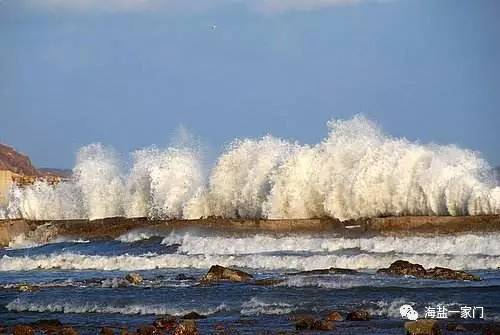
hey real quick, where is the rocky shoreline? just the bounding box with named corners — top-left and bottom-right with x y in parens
top-left (2, 215), bottom-right (500, 247)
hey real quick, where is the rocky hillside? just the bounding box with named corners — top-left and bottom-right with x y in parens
top-left (0, 144), bottom-right (41, 176)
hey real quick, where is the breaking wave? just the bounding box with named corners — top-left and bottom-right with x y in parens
top-left (3, 116), bottom-right (500, 221)
top-left (1, 251), bottom-right (498, 271)
top-left (240, 297), bottom-right (296, 316)
top-left (6, 298), bottom-right (228, 316)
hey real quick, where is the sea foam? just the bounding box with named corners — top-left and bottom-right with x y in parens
top-left (3, 116), bottom-right (499, 221)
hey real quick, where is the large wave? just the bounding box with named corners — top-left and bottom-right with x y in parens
top-left (3, 116), bottom-right (499, 221)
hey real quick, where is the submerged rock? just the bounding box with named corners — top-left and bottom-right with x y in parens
top-left (13, 325), bottom-right (34, 335)
top-left (346, 310), bottom-right (371, 321)
top-left (175, 274), bottom-right (196, 281)
top-left (377, 260), bottom-right (480, 281)
top-left (125, 273), bottom-right (143, 285)
top-left (182, 312), bottom-right (206, 320)
top-left (201, 265), bottom-right (253, 283)
top-left (405, 320), bottom-right (441, 335)
top-left (294, 315), bottom-right (335, 331)
top-left (173, 320), bottom-right (198, 335)
top-left (253, 278), bottom-right (285, 286)
top-left (290, 268), bottom-right (358, 276)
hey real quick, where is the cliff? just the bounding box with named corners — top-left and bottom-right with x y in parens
top-left (0, 144), bottom-right (40, 176)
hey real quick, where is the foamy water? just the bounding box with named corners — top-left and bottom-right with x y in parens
top-left (2, 116), bottom-right (499, 221)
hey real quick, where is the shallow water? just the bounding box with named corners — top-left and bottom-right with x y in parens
top-left (1, 229), bottom-right (499, 334)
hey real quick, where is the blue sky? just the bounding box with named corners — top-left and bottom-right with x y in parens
top-left (1, 0), bottom-right (499, 168)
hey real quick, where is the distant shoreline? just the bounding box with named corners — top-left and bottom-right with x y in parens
top-left (1, 215), bottom-right (500, 247)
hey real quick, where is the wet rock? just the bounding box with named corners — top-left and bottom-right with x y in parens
top-left (100, 327), bottom-right (115, 335)
top-left (125, 273), bottom-right (143, 285)
top-left (153, 315), bottom-right (177, 330)
top-left (325, 311), bottom-right (344, 322)
top-left (17, 284), bottom-right (38, 292)
top-left (346, 310), bottom-right (371, 321)
top-left (136, 326), bottom-right (158, 335)
top-left (290, 267), bottom-right (358, 276)
top-left (201, 265), bottom-right (253, 283)
top-left (31, 319), bottom-right (63, 333)
top-left (377, 260), bottom-right (427, 278)
top-left (13, 325), bottom-right (34, 335)
top-left (175, 274), bottom-right (196, 281)
top-left (378, 260), bottom-right (480, 281)
top-left (182, 312), bottom-right (207, 320)
top-left (58, 327), bottom-right (79, 335)
top-left (405, 320), bottom-right (441, 335)
top-left (294, 315), bottom-right (315, 330)
top-left (173, 320), bottom-right (198, 335)
top-left (253, 278), bottom-right (285, 286)
top-left (426, 267), bottom-right (480, 281)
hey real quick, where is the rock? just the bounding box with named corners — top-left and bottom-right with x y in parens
top-left (294, 315), bottom-right (315, 330)
top-left (13, 325), bottom-right (34, 335)
top-left (125, 273), bottom-right (143, 285)
top-left (377, 260), bottom-right (427, 278)
top-left (153, 316), bottom-right (177, 330)
top-left (175, 274), bottom-right (196, 281)
top-left (174, 320), bottom-right (198, 335)
top-left (100, 327), bottom-right (115, 335)
top-left (182, 312), bottom-right (207, 320)
top-left (31, 319), bottom-right (63, 333)
top-left (58, 327), bottom-right (79, 335)
top-left (136, 326), bottom-right (158, 335)
top-left (290, 268), bottom-right (358, 276)
top-left (325, 311), bottom-right (344, 322)
top-left (18, 284), bottom-right (38, 292)
top-left (253, 278), bottom-right (285, 286)
top-left (483, 323), bottom-right (500, 335)
top-left (201, 265), bottom-right (253, 283)
top-left (426, 267), bottom-right (480, 281)
top-left (378, 260), bottom-right (480, 281)
top-left (346, 310), bottom-right (371, 321)
top-left (405, 320), bottom-right (441, 335)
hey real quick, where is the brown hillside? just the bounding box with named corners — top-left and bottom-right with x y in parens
top-left (0, 144), bottom-right (41, 176)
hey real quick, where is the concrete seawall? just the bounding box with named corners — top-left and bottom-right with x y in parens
top-left (1, 215), bottom-right (500, 247)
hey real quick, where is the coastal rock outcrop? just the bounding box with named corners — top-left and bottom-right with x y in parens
top-left (13, 325), bottom-right (34, 335)
top-left (405, 319), bottom-right (441, 335)
top-left (201, 265), bottom-right (253, 283)
top-left (173, 320), bottom-right (198, 335)
top-left (325, 311), bottom-right (344, 322)
top-left (377, 260), bottom-right (480, 281)
top-left (293, 315), bottom-right (335, 331)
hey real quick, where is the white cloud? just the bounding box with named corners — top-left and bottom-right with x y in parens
top-left (25, 0), bottom-right (376, 13)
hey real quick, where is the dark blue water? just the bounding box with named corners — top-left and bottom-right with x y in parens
top-left (1, 230), bottom-right (499, 334)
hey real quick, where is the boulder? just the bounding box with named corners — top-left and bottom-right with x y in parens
top-left (346, 310), bottom-right (371, 321)
top-left (201, 265), bottom-right (253, 283)
top-left (153, 316), bottom-right (177, 330)
top-left (378, 260), bottom-right (479, 281)
top-left (311, 320), bottom-right (335, 331)
top-left (125, 273), bottom-right (143, 285)
top-left (294, 315), bottom-right (315, 330)
top-left (182, 312), bottom-right (206, 320)
top-left (405, 320), bottom-right (441, 335)
top-left (325, 311), bottom-right (344, 322)
top-left (100, 327), bottom-right (115, 335)
top-left (13, 325), bottom-right (34, 335)
top-left (174, 320), bottom-right (198, 335)
top-left (377, 260), bottom-right (427, 278)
